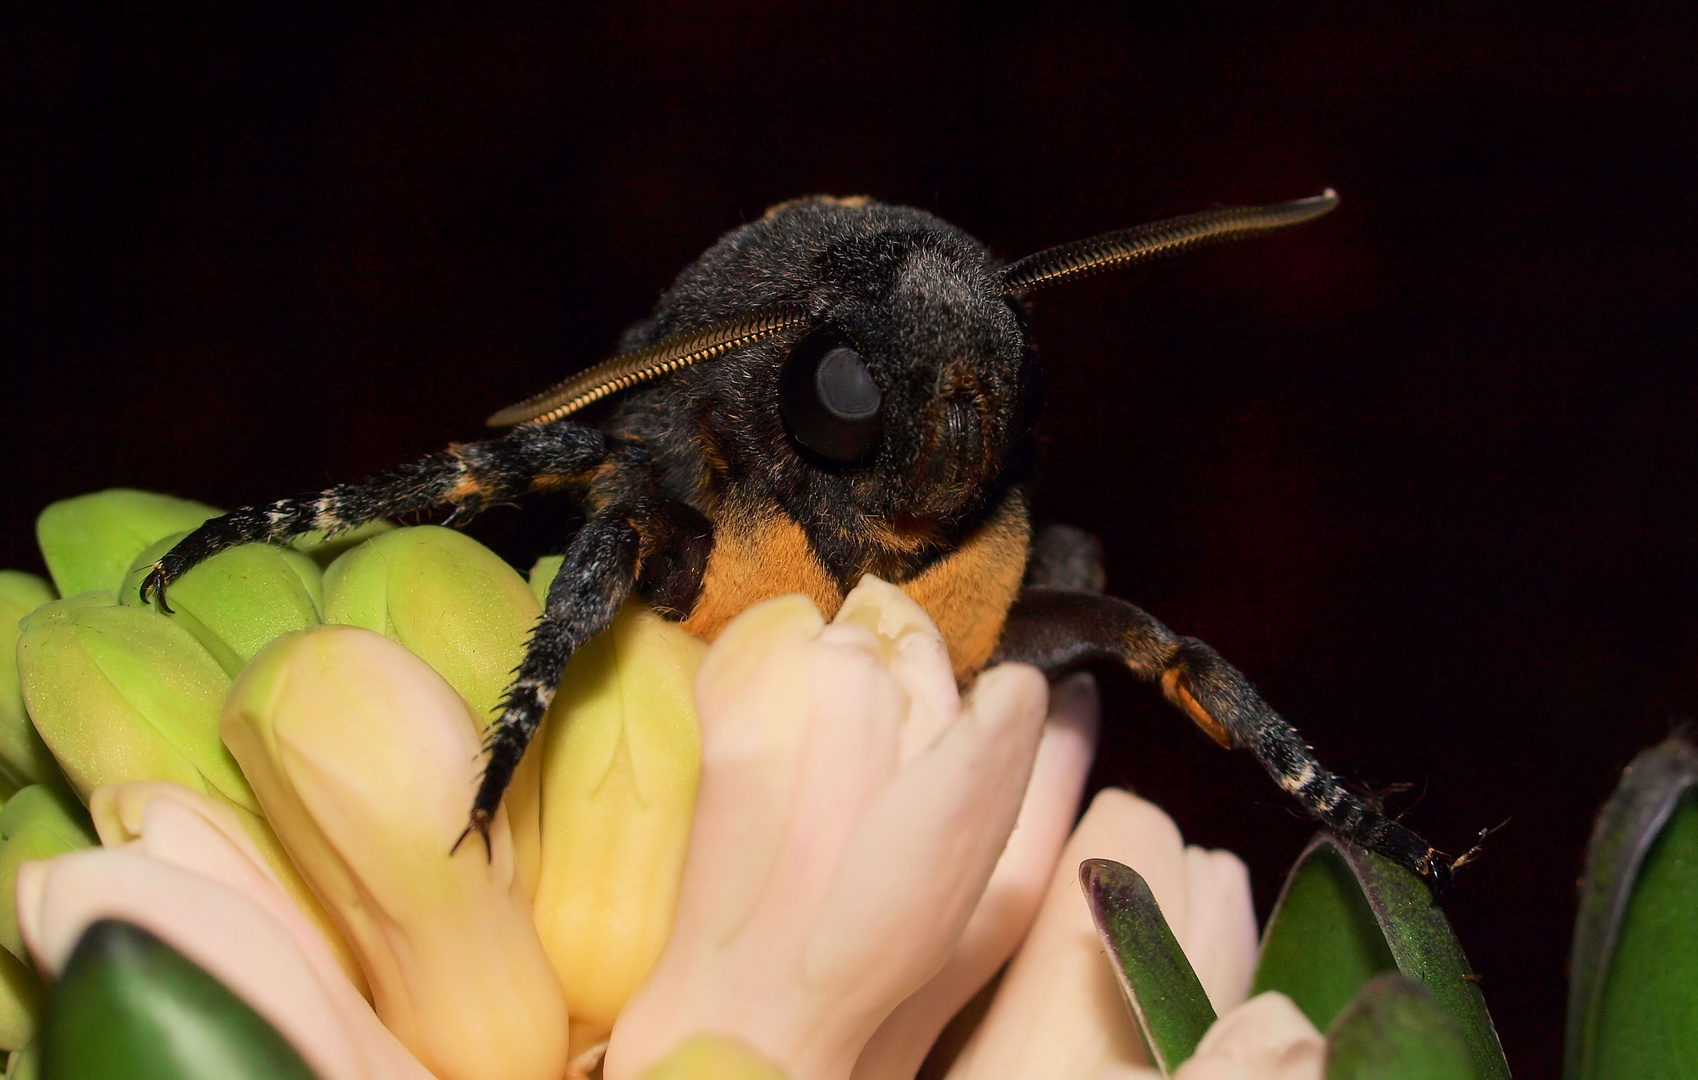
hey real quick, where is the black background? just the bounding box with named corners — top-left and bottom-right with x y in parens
top-left (5, 4), bottom-right (1696, 1074)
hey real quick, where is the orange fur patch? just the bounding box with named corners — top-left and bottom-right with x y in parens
top-left (681, 502), bottom-right (843, 641)
top-left (897, 493), bottom-right (1031, 683)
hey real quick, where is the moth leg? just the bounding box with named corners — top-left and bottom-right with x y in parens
top-left (1024, 523), bottom-right (1106, 592)
top-left (140, 422), bottom-right (620, 610)
top-left (992, 586), bottom-right (1456, 891)
top-left (462, 495), bottom-right (709, 850)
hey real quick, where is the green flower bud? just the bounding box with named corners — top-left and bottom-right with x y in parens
top-left (118, 535), bottom-right (323, 677)
top-left (0, 785), bottom-right (96, 964)
top-left (288, 519), bottom-right (397, 567)
top-left (34, 490), bottom-right (219, 600)
top-left (0, 573), bottom-right (61, 798)
top-left (14, 599), bottom-right (256, 813)
top-left (532, 602), bottom-right (704, 1037)
top-left (322, 526), bottom-right (541, 723)
top-left (529, 555), bottom-right (563, 608)
top-left (0, 950), bottom-right (42, 1054)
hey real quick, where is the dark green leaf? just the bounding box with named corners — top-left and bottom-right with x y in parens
top-left (1079, 858), bottom-right (1216, 1074)
top-left (1566, 730), bottom-right (1698, 1080)
top-left (1326, 973), bottom-right (1479, 1080)
top-left (40, 920), bottom-right (319, 1080)
top-left (1254, 834), bottom-right (1507, 1080)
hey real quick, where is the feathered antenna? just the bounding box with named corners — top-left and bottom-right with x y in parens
top-left (1000, 190), bottom-right (1339, 295)
top-left (487, 306), bottom-right (809, 427)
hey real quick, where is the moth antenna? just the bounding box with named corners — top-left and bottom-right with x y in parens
top-left (487, 305), bottom-right (809, 427)
top-left (1000, 189), bottom-right (1339, 295)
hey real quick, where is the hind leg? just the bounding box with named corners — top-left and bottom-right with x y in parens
top-left (992, 586), bottom-right (1455, 891)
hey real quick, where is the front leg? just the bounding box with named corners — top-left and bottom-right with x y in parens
top-left (462, 495), bottom-right (711, 849)
top-left (140, 421), bottom-right (618, 609)
top-left (993, 587), bottom-right (1457, 891)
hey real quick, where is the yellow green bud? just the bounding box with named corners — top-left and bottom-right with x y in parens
top-left (0, 950), bottom-right (41, 1054)
top-left (533, 602), bottom-right (704, 1036)
top-left (119, 534), bottom-right (323, 677)
top-left (641, 1036), bottom-right (789, 1080)
top-left (322, 526), bottom-right (540, 723)
top-left (323, 525), bottom-right (545, 892)
top-left (0, 573), bottom-right (61, 798)
top-left (14, 598), bottom-right (255, 813)
top-left (529, 555), bottom-right (563, 607)
top-left (287, 519), bottom-right (396, 567)
top-left (0, 785), bottom-right (96, 964)
top-left (34, 490), bottom-right (219, 599)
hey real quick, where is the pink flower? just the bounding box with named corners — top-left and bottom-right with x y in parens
top-left (945, 788), bottom-right (1323, 1080)
top-left (606, 578), bottom-right (1098, 1080)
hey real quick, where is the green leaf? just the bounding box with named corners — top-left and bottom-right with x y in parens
top-left (1254, 834), bottom-right (1507, 1080)
top-left (1326, 973), bottom-right (1480, 1080)
top-left (39, 919), bottom-right (317, 1080)
top-left (1566, 730), bottom-right (1698, 1080)
top-left (1079, 858), bottom-right (1216, 1074)
top-left (35, 491), bottom-right (220, 600)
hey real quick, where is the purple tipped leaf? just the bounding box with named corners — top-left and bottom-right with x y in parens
top-left (1254, 835), bottom-right (1507, 1080)
top-left (1079, 858), bottom-right (1216, 1075)
top-left (1565, 730), bottom-right (1698, 1080)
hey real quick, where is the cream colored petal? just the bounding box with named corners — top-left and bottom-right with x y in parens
top-left (855, 673), bottom-right (1099, 1080)
top-left (677, 595), bottom-right (824, 948)
top-left (797, 662), bottom-right (1047, 1079)
top-left (221, 626), bottom-right (567, 1080)
top-left (1172, 992), bottom-right (1325, 1080)
top-left (946, 789), bottom-right (1155, 1080)
top-left (1177, 847), bottom-right (1257, 1014)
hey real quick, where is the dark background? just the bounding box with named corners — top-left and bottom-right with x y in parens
top-left (5, 3), bottom-right (1695, 1073)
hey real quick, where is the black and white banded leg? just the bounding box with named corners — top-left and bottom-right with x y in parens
top-left (992, 586), bottom-right (1459, 892)
top-left (139, 422), bottom-right (619, 610)
top-left (460, 495), bottom-right (711, 852)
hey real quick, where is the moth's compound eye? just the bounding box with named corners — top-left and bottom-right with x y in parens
top-left (779, 332), bottom-right (884, 463)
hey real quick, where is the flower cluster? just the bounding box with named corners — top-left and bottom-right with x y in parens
top-left (1, 490), bottom-right (1342, 1080)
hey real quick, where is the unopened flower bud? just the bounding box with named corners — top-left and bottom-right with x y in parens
top-left (0, 572), bottom-right (62, 797)
top-left (34, 490), bottom-right (219, 599)
top-left (15, 597), bottom-right (254, 812)
top-left (532, 602), bottom-right (705, 1039)
top-left (119, 534), bottom-right (323, 677)
top-left (0, 784), bottom-right (96, 963)
top-left (222, 626), bottom-right (568, 1080)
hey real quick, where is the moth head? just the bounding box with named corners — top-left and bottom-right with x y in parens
top-left (488, 191), bottom-right (1338, 522)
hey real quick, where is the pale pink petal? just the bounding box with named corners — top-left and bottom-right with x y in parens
top-left (1177, 847), bottom-right (1257, 1013)
top-left (610, 586), bottom-right (1053, 1080)
top-left (945, 789), bottom-right (1153, 1080)
top-left (854, 673), bottom-right (1099, 1080)
top-left (18, 849), bottom-right (430, 1080)
top-left (1172, 992), bottom-right (1325, 1080)
top-left (84, 782), bottom-right (430, 1080)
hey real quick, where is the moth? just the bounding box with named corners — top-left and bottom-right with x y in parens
top-left (143, 190), bottom-right (1460, 890)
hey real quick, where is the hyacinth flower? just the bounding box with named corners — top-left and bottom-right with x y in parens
top-left (0, 487), bottom-right (1563, 1080)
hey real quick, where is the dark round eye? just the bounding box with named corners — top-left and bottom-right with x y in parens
top-left (779, 334), bottom-right (884, 463)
